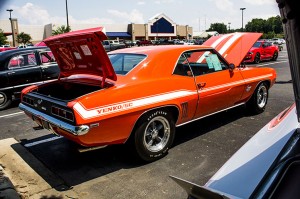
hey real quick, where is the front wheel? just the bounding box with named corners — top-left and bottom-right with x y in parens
top-left (0, 91), bottom-right (12, 111)
top-left (246, 82), bottom-right (269, 114)
top-left (253, 53), bottom-right (260, 64)
top-left (134, 110), bottom-right (175, 162)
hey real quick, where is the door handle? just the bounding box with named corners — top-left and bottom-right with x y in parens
top-left (197, 82), bottom-right (206, 89)
top-left (7, 71), bottom-right (15, 75)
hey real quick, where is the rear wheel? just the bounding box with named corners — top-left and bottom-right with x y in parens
top-left (134, 110), bottom-right (175, 162)
top-left (272, 51), bottom-right (278, 61)
top-left (254, 53), bottom-right (261, 64)
top-left (0, 91), bottom-right (12, 111)
top-left (246, 82), bottom-right (269, 114)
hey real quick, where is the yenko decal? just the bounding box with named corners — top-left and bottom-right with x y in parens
top-left (97, 102), bottom-right (133, 114)
top-left (73, 90), bottom-right (197, 119)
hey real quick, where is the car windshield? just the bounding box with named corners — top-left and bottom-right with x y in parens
top-left (252, 42), bottom-right (261, 47)
top-left (108, 53), bottom-right (146, 75)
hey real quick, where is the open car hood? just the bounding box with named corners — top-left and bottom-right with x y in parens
top-left (203, 32), bottom-right (262, 66)
top-left (43, 27), bottom-right (117, 83)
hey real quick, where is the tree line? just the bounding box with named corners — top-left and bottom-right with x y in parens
top-left (207, 15), bottom-right (284, 39)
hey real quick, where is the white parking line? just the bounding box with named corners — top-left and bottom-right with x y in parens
top-left (0, 111), bottom-right (24, 118)
top-left (256, 60), bottom-right (289, 67)
top-left (24, 136), bottom-right (63, 147)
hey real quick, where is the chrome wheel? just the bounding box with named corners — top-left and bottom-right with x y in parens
top-left (143, 116), bottom-right (170, 152)
top-left (0, 91), bottom-right (12, 110)
top-left (0, 93), bottom-right (5, 105)
top-left (257, 84), bottom-right (268, 108)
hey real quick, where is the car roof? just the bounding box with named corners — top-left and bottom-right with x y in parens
top-left (0, 46), bottom-right (50, 63)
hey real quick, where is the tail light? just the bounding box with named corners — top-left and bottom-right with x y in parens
top-left (23, 96), bottom-right (34, 106)
top-left (51, 106), bottom-right (74, 122)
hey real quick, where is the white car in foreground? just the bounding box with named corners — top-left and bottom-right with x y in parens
top-left (171, 1), bottom-right (300, 198)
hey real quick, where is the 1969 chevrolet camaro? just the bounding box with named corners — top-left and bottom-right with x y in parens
top-left (19, 27), bottom-right (276, 162)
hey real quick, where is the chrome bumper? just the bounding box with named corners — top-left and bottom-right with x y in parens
top-left (19, 103), bottom-right (89, 136)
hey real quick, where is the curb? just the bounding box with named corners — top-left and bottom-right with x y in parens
top-left (0, 165), bottom-right (20, 199)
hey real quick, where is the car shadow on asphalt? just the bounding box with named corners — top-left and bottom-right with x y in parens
top-left (11, 105), bottom-right (251, 191)
top-left (173, 105), bottom-right (249, 146)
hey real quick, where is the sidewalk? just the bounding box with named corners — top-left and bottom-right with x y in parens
top-left (0, 138), bottom-right (78, 199)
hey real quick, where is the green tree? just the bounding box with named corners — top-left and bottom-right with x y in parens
top-left (207, 15), bottom-right (284, 38)
top-left (207, 23), bottom-right (228, 34)
top-left (245, 18), bottom-right (266, 33)
top-left (0, 29), bottom-right (8, 45)
top-left (16, 32), bottom-right (32, 45)
top-left (266, 16), bottom-right (282, 34)
top-left (52, 25), bottom-right (71, 35)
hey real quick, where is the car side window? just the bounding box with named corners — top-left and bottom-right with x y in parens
top-left (8, 53), bottom-right (37, 69)
top-left (174, 50), bottom-right (227, 77)
top-left (40, 51), bottom-right (56, 64)
top-left (173, 54), bottom-right (192, 76)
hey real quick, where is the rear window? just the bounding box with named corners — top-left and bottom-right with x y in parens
top-left (108, 53), bottom-right (146, 75)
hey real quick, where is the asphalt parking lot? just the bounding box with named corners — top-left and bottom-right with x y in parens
top-left (0, 46), bottom-right (294, 199)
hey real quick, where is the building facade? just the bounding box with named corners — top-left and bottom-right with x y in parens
top-left (0, 13), bottom-right (193, 46)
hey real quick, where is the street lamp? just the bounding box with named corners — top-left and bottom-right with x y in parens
top-left (6, 9), bottom-right (15, 47)
top-left (155, 17), bottom-right (159, 40)
top-left (240, 8), bottom-right (246, 32)
top-left (228, 22), bottom-right (231, 32)
top-left (65, 0), bottom-right (69, 30)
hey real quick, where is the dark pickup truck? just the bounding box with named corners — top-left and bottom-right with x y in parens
top-left (0, 47), bottom-right (59, 110)
top-left (102, 40), bottom-right (126, 52)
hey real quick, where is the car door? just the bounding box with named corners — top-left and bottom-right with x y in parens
top-left (7, 52), bottom-right (43, 88)
top-left (262, 42), bottom-right (273, 59)
top-left (38, 50), bottom-right (59, 80)
top-left (183, 50), bottom-right (245, 118)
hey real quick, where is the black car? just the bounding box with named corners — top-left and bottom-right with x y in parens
top-left (0, 47), bottom-right (59, 110)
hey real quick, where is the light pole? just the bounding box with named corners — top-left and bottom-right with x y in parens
top-left (240, 8), bottom-right (246, 32)
top-left (228, 22), bottom-right (231, 32)
top-left (6, 9), bottom-right (15, 47)
top-left (65, 0), bottom-right (69, 30)
top-left (155, 17), bottom-right (159, 41)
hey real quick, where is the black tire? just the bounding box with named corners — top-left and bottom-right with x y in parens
top-left (134, 110), bottom-right (175, 162)
top-left (272, 51), bottom-right (278, 61)
top-left (0, 91), bottom-right (12, 111)
top-left (246, 82), bottom-right (269, 114)
top-left (253, 53), bottom-right (260, 64)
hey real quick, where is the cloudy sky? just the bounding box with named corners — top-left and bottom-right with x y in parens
top-left (0, 0), bottom-right (280, 31)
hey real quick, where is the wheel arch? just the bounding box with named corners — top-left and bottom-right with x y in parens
top-left (125, 105), bottom-right (179, 143)
top-left (246, 80), bottom-right (270, 103)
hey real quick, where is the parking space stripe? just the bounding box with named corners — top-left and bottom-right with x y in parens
top-left (256, 60), bottom-right (288, 67)
top-left (0, 111), bottom-right (24, 118)
top-left (24, 136), bottom-right (62, 147)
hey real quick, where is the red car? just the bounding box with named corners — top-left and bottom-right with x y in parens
top-left (243, 40), bottom-right (279, 64)
top-left (136, 40), bottom-right (152, 46)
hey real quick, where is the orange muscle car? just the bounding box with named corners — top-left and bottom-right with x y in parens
top-left (19, 27), bottom-right (276, 162)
